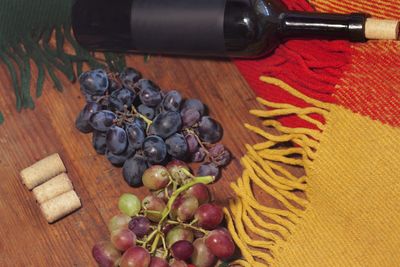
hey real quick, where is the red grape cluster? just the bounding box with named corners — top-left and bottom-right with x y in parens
top-left (92, 162), bottom-right (236, 267)
top-left (75, 68), bottom-right (231, 187)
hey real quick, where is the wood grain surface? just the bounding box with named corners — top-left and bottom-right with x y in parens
top-left (0, 55), bottom-right (291, 266)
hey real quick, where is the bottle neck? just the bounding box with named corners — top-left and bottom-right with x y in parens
top-left (278, 12), bottom-right (367, 42)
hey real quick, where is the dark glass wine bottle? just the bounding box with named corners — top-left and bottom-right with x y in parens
top-left (72, 0), bottom-right (399, 58)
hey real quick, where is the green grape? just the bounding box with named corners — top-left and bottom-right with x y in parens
top-left (118, 193), bottom-right (141, 217)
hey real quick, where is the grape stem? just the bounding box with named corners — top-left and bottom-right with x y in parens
top-left (131, 105), bottom-right (153, 131)
top-left (166, 220), bottom-right (209, 235)
top-left (143, 228), bottom-right (158, 248)
top-left (150, 232), bottom-right (161, 254)
top-left (184, 129), bottom-right (211, 157)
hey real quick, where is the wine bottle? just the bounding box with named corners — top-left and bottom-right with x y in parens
top-left (72, 0), bottom-right (399, 58)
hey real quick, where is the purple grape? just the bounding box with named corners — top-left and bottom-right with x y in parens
top-left (171, 240), bottom-right (194, 261)
top-left (128, 216), bottom-right (151, 238)
top-left (209, 144), bottom-right (231, 166)
top-left (92, 241), bottom-right (121, 267)
top-left (123, 155), bottom-right (148, 187)
top-left (79, 69), bottom-right (109, 96)
top-left (138, 79), bottom-right (162, 107)
top-left (89, 110), bottom-right (117, 132)
top-left (92, 131), bottom-right (107, 155)
top-left (106, 148), bottom-right (135, 167)
top-left (198, 116), bottom-right (222, 143)
top-left (182, 99), bottom-right (205, 116)
top-left (109, 88), bottom-right (136, 111)
top-left (107, 78), bottom-right (122, 94)
top-left (138, 104), bottom-right (155, 120)
top-left (163, 90), bottom-right (182, 111)
top-left (185, 134), bottom-right (199, 154)
top-left (75, 102), bottom-right (102, 133)
top-left (131, 117), bottom-right (147, 131)
top-left (126, 124), bottom-right (145, 150)
top-left (181, 108), bottom-right (201, 127)
top-left (165, 133), bottom-right (188, 160)
top-left (152, 111), bottom-right (182, 139)
top-left (191, 148), bottom-right (206, 162)
top-left (106, 125), bottom-right (128, 154)
top-left (120, 67), bottom-right (142, 89)
top-left (197, 163), bottom-right (220, 178)
top-left (143, 136), bottom-right (167, 164)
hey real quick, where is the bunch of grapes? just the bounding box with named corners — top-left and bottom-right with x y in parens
top-left (75, 68), bottom-right (231, 187)
top-left (92, 163), bottom-right (236, 267)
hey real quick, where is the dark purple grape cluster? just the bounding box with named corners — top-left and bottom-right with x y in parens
top-left (92, 164), bottom-right (236, 267)
top-left (75, 68), bottom-right (231, 188)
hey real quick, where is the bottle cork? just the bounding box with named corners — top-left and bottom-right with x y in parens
top-left (40, 190), bottom-right (81, 223)
top-left (365, 18), bottom-right (399, 40)
top-left (20, 153), bottom-right (66, 190)
top-left (32, 173), bottom-right (73, 204)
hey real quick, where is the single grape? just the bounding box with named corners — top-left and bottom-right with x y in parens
top-left (142, 165), bottom-right (170, 190)
top-left (108, 78), bottom-right (122, 94)
top-left (111, 228), bottom-right (136, 251)
top-left (180, 108), bottom-right (201, 127)
top-left (197, 163), bottom-right (220, 178)
top-left (170, 195), bottom-right (198, 222)
top-left (166, 226), bottom-right (194, 248)
top-left (123, 155), bottom-right (148, 187)
top-left (171, 240), bottom-right (194, 261)
top-left (128, 216), bottom-right (151, 238)
top-left (191, 148), bottom-right (206, 162)
top-left (79, 69), bottom-right (109, 96)
top-left (120, 247), bottom-right (151, 267)
top-left (142, 195), bottom-right (166, 222)
top-left (138, 104), bottom-right (155, 120)
top-left (163, 90), bottom-right (182, 111)
top-left (131, 117), bottom-right (147, 131)
top-left (142, 136), bottom-right (167, 164)
top-left (191, 238), bottom-right (217, 267)
top-left (118, 193), bottom-right (141, 217)
top-left (166, 160), bottom-right (191, 184)
top-left (165, 133), bottom-right (188, 160)
top-left (170, 259), bottom-right (188, 267)
top-left (106, 125), bottom-right (128, 155)
top-left (208, 144), bottom-right (231, 167)
top-left (108, 214), bottom-right (131, 233)
top-left (106, 148), bottom-right (135, 167)
top-left (109, 88), bottom-right (136, 111)
top-left (185, 134), bottom-right (199, 154)
top-left (92, 241), bottom-right (121, 267)
top-left (195, 203), bottom-right (224, 230)
top-left (92, 131), bottom-right (107, 155)
top-left (89, 110), bottom-right (117, 132)
top-left (162, 223), bottom-right (175, 236)
top-left (181, 99), bottom-right (205, 116)
top-left (138, 79), bottom-right (162, 107)
top-left (205, 228), bottom-right (235, 260)
top-left (120, 67), bottom-right (142, 89)
top-left (149, 256), bottom-right (169, 267)
top-left (152, 111), bottom-right (182, 139)
top-left (75, 102), bottom-right (102, 133)
top-left (126, 124), bottom-right (146, 150)
top-left (198, 116), bottom-right (222, 143)
top-left (185, 184), bottom-right (211, 205)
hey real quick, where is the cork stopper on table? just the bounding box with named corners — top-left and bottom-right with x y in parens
top-left (365, 18), bottom-right (399, 40)
top-left (32, 173), bottom-right (74, 204)
top-left (40, 190), bottom-right (82, 224)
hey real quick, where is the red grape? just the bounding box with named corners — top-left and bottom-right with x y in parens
top-left (128, 216), bottom-right (151, 238)
top-left (171, 240), bottom-right (194, 261)
top-left (166, 226), bottom-right (194, 247)
top-left (171, 196), bottom-right (198, 222)
top-left (205, 228), bottom-right (235, 260)
top-left (166, 160), bottom-right (190, 184)
top-left (149, 256), bottom-right (169, 267)
top-left (142, 195), bottom-right (166, 222)
top-left (92, 241), bottom-right (121, 267)
top-left (108, 214), bottom-right (131, 233)
top-left (185, 184), bottom-right (210, 205)
top-left (142, 165), bottom-right (170, 190)
top-left (120, 246), bottom-right (151, 267)
top-left (191, 238), bottom-right (217, 267)
top-left (111, 228), bottom-right (136, 251)
top-left (194, 203), bottom-right (224, 230)
top-left (170, 259), bottom-right (188, 267)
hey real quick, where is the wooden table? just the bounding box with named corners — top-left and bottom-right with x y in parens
top-left (0, 55), bottom-right (282, 266)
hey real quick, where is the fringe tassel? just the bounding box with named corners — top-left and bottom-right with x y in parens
top-left (0, 24), bottom-right (126, 124)
top-left (226, 76), bottom-right (331, 266)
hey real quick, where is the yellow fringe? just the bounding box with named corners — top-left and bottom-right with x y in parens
top-left (228, 76), bottom-right (330, 266)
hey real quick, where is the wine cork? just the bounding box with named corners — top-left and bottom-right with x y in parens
top-left (365, 18), bottom-right (399, 40)
top-left (20, 153), bottom-right (66, 190)
top-left (40, 190), bottom-right (81, 223)
top-left (32, 173), bottom-right (73, 204)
